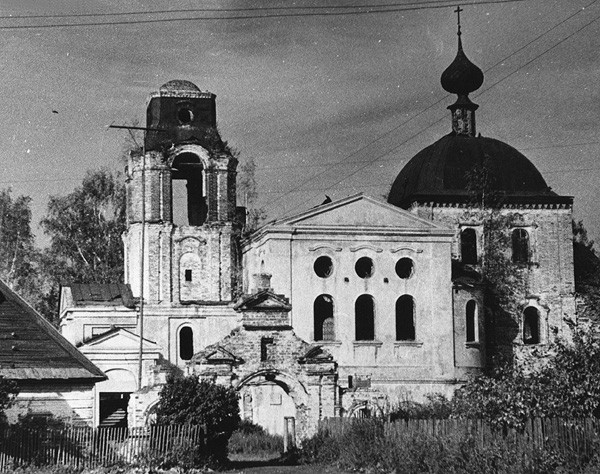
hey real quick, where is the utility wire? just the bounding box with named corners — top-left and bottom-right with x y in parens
top-left (262, 0), bottom-right (600, 213)
top-left (252, 139), bottom-right (600, 172)
top-left (260, 0), bottom-right (596, 199)
top-left (0, 0), bottom-right (525, 20)
top-left (0, 0), bottom-right (525, 29)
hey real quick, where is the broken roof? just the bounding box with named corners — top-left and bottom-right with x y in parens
top-left (68, 283), bottom-right (136, 308)
top-left (0, 280), bottom-right (106, 382)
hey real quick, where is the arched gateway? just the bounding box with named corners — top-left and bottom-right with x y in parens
top-left (189, 283), bottom-right (337, 438)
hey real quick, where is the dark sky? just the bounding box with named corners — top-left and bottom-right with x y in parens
top-left (1, 0), bottom-right (599, 243)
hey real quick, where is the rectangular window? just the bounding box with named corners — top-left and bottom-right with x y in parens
top-left (260, 337), bottom-right (274, 362)
top-left (185, 269), bottom-right (193, 282)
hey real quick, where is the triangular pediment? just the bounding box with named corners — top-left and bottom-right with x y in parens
top-left (272, 194), bottom-right (451, 232)
top-left (79, 328), bottom-right (159, 352)
top-left (234, 290), bottom-right (292, 312)
top-left (299, 345), bottom-right (334, 363)
top-left (204, 346), bottom-right (241, 364)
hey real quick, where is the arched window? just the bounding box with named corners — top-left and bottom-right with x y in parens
top-left (461, 228), bottom-right (478, 264)
top-left (395, 295), bottom-right (415, 341)
top-left (171, 153), bottom-right (207, 226)
top-left (466, 300), bottom-right (477, 342)
top-left (523, 307), bottom-right (540, 345)
top-left (355, 295), bottom-right (375, 341)
top-left (512, 229), bottom-right (530, 264)
top-left (179, 326), bottom-right (194, 360)
top-left (314, 295), bottom-right (335, 341)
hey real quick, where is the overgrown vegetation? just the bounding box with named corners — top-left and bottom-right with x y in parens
top-left (300, 418), bottom-right (600, 473)
top-left (38, 168), bottom-right (126, 325)
top-left (152, 375), bottom-right (240, 468)
top-left (0, 190), bottom-right (42, 305)
top-left (0, 377), bottom-right (18, 425)
top-left (228, 419), bottom-right (284, 459)
top-left (573, 219), bottom-right (600, 323)
top-left (237, 156), bottom-right (267, 236)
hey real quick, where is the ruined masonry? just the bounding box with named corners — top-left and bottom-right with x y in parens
top-left (59, 27), bottom-right (576, 438)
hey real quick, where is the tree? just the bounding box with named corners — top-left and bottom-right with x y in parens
top-left (0, 190), bottom-right (41, 304)
top-left (462, 162), bottom-right (527, 361)
top-left (573, 220), bottom-right (600, 323)
top-left (153, 375), bottom-right (240, 466)
top-left (0, 378), bottom-right (18, 426)
top-left (39, 168), bottom-right (126, 324)
top-left (237, 156), bottom-right (266, 235)
top-left (451, 322), bottom-right (600, 429)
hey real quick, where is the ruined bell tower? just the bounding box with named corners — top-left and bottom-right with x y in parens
top-left (124, 80), bottom-right (240, 305)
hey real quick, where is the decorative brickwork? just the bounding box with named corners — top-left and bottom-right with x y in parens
top-left (191, 289), bottom-right (337, 438)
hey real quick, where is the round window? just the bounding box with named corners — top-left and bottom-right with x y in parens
top-left (355, 257), bottom-right (374, 279)
top-left (314, 256), bottom-right (333, 278)
top-left (395, 258), bottom-right (414, 279)
top-left (177, 107), bottom-right (194, 124)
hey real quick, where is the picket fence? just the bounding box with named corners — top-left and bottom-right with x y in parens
top-left (319, 417), bottom-right (600, 459)
top-left (0, 424), bottom-right (205, 471)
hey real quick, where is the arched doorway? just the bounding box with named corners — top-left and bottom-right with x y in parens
top-left (236, 371), bottom-right (306, 437)
top-left (96, 368), bottom-right (137, 428)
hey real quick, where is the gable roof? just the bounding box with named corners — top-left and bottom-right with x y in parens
top-left (0, 280), bottom-right (106, 381)
top-left (233, 290), bottom-right (292, 312)
top-left (68, 283), bottom-right (136, 308)
top-left (252, 193), bottom-right (453, 238)
top-left (78, 327), bottom-right (159, 354)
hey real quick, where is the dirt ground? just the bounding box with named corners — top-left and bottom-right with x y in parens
top-left (223, 454), bottom-right (352, 473)
top-left (223, 462), bottom-right (351, 473)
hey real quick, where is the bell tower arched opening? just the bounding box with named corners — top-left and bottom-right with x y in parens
top-left (171, 153), bottom-right (207, 226)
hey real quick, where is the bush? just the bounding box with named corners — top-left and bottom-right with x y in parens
top-left (153, 375), bottom-right (240, 467)
top-left (0, 377), bottom-right (18, 426)
top-left (300, 419), bottom-right (600, 473)
top-left (228, 420), bottom-right (283, 457)
top-left (389, 393), bottom-right (453, 421)
top-left (451, 323), bottom-right (600, 430)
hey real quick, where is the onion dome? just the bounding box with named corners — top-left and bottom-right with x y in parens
top-left (387, 10), bottom-right (573, 209)
top-left (441, 37), bottom-right (484, 96)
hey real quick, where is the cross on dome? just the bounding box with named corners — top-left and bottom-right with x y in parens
top-left (440, 6), bottom-right (484, 136)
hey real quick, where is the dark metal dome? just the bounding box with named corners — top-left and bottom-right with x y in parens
top-left (387, 134), bottom-right (568, 208)
top-left (441, 38), bottom-right (483, 95)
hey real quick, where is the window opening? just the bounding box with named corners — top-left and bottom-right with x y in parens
top-left (184, 269), bottom-right (193, 282)
top-left (466, 300), bottom-right (477, 342)
top-left (355, 294), bottom-right (375, 340)
top-left (261, 337), bottom-right (274, 361)
top-left (355, 257), bottom-right (374, 279)
top-left (461, 228), bottom-right (478, 264)
top-left (395, 295), bottom-right (415, 341)
top-left (314, 295), bottom-right (334, 341)
top-left (512, 229), bottom-right (530, 264)
top-left (172, 153), bottom-right (207, 226)
top-left (395, 258), bottom-right (414, 279)
top-left (523, 307), bottom-right (540, 345)
top-left (179, 326), bottom-right (194, 360)
top-left (177, 107), bottom-right (194, 124)
top-left (314, 256), bottom-right (333, 278)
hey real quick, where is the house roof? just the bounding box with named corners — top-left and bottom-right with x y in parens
top-left (0, 280), bottom-right (106, 381)
top-left (68, 283), bottom-right (137, 308)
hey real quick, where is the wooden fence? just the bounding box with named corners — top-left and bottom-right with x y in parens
top-left (0, 424), bottom-right (205, 471)
top-left (320, 417), bottom-right (600, 460)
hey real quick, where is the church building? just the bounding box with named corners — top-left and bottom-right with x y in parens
top-left (59, 23), bottom-right (575, 438)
